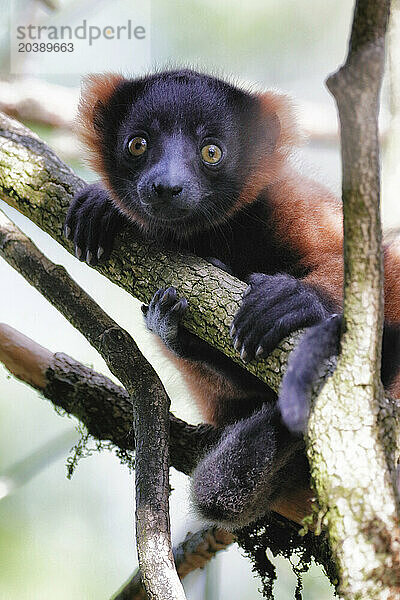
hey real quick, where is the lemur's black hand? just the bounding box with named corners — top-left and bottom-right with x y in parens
top-left (64, 183), bottom-right (126, 265)
top-left (230, 273), bottom-right (329, 362)
top-left (142, 287), bottom-right (188, 355)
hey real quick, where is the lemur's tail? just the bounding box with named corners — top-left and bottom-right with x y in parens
top-left (278, 315), bottom-right (341, 433)
top-left (278, 315), bottom-right (400, 433)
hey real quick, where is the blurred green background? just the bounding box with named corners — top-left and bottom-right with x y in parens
top-left (0, 1), bottom-right (398, 598)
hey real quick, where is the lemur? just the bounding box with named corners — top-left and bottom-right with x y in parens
top-left (64, 70), bottom-right (400, 528)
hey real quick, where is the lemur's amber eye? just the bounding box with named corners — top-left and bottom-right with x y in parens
top-left (128, 136), bottom-right (148, 156)
top-left (201, 143), bottom-right (222, 165)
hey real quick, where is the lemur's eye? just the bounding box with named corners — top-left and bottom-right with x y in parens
top-left (128, 136), bottom-right (148, 156)
top-left (201, 143), bottom-right (223, 165)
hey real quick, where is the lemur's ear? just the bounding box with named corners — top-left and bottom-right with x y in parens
top-left (257, 91), bottom-right (301, 153)
top-left (235, 91), bottom-right (302, 209)
top-left (76, 73), bottom-right (126, 175)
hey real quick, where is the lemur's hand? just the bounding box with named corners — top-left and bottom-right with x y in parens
top-left (230, 273), bottom-right (329, 362)
top-left (142, 287), bottom-right (188, 355)
top-left (64, 183), bottom-right (126, 265)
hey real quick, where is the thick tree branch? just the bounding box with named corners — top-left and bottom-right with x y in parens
top-left (0, 108), bottom-right (322, 556)
top-left (1, 39), bottom-right (400, 593)
top-left (0, 213), bottom-right (185, 600)
top-left (0, 206), bottom-right (319, 598)
top-left (305, 1), bottom-right (400, 598)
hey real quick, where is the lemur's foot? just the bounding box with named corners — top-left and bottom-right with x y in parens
top-left (192, 404), bottom-right (308, 529)
top-left (142, 287), bottom-right (188, 353)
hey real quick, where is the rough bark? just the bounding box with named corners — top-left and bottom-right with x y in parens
top-left (0, 212), bottom-right (316, 596)
top-left (305, 1), bottom-right (400, 598)
top-left (1, 6), bottom-right (400, 592)
top-left (1, 324), bottom-right (333, 596)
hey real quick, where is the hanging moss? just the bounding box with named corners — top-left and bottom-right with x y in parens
top-left (236, 514), bottom-right (338, 599)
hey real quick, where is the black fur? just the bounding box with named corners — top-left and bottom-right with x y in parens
top-left (279, 314), bottom-right (341, 434)
top-left (231, 273), bottom-right (331, 363)
top-left (142, 286), bottom-right (273, 415)
top-left (142, 287), bottom-right (189, 355)
top-left (192, 404), bottom-right (308, 529)
top-left (381, 322), bottom-right (400, 388)
top-left (66, 181), bottom-right (304, 280)
top-left (65, 69), bottom-right (400, 530)
top-left (90, 70), bottom-right (274, 237)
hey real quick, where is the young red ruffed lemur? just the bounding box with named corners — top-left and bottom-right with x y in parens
top-left (64, 70), bottom-right (400, 528)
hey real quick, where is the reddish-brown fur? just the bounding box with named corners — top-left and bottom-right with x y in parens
top-left (77, 74), bottom-right (151, 227)
top-left (167, 168), bottom-right (400, 421)
top-left (167, 169), bottom-right (347, 425)
top-left (172, 181), bottom-right (400, 422)
top-left (77, 74), bottom-right (124, 179)
top-left (172, 358), bottom-right (272, 426)
top-left (155, 343), bottom-right (273, 426)
top-left (268, 168), bottom-right (344, 304)
top-left (79, 75), bottom-right (400, 423)
top-left (232, 93), bottom-right (300, 213)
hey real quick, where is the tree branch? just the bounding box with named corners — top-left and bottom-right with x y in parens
top-left (0, 322), bottom-right (217, 475)
top-left (0, 212), bottom-right (185, 599)
top-left (306, 1), bottom-right (400, 597)
top-left (112, 528), bottom-right (234, 600)
top-left (1, 36), bottom-right (400, 591)
top-left (0, 319), bottom-right (313, 525)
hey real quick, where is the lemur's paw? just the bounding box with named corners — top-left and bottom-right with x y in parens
top-left (230, 273), bottom-right (329, 362)
top-left (191, 404), bottom-right (295, 529)
top-left (192, 453), bottom-right (254, 529)
top-left (64, 183), bottom-right (125, 265)
top-left (142, 287), bottom-right (188, 351)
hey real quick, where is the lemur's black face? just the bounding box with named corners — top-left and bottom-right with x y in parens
top-left (95, 71), bottom-right (278, 234)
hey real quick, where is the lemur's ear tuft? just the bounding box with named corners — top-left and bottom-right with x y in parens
top-left (257, 91), bottom-right (301, 152)
top-left (76, 73), bottom-right (125, 176)
top-left (235, 92), bottom-right (301, 210)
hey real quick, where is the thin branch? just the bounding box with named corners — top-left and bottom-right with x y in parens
top-left (0, 212), bottom-right (185, 600)
top-left (2, 64), bottom-right (400, 594)
top-left (112, 528), bottom-right (235, 600)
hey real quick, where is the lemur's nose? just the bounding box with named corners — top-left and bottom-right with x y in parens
top-left (152, 182), bottom-right (183, 199)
